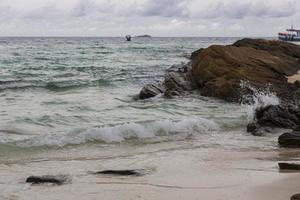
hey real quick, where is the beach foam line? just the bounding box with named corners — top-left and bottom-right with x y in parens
top-left (16, 117), bottom-right (219, 148)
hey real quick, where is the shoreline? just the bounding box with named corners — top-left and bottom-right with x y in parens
top-left (1, 134), bottom-right (300, 200)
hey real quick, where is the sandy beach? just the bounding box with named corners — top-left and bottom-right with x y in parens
top-left (1, 132), bottom-right (300, 200)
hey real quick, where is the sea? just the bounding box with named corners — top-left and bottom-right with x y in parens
top-left (0, 37), bottom-right (283, 166)
top-left (0, 37), bottom-right (282, 158)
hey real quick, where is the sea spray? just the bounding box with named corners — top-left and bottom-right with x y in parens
top-left (240, 81), bottom-right (280, 123)
top-left (16, 117), bottom-right (219, 148)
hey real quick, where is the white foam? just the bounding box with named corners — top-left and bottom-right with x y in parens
top-left (241, 82), bottom-right (280, 122)
top-left (17, 117), bottom-right (219, 147)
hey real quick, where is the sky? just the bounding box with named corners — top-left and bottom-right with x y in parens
top-left (0, 0), bottom-right (299, 37)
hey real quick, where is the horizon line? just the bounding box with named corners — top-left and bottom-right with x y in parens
top-left (0, 36), bottom-right (277, 38)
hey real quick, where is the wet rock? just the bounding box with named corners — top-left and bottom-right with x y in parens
top-left (247, 123), bottom-right (271, 136)
top-left (190, 48), bottom-right (204, 59)
top-left (26, 175), bottom-right (70, 185)
top-left (278, 163), bottom-right (300, 170)
top-left (278, 131), bottom-right (300, 147)
top-left (253, 105), bottom-right (300, 129)
top-left (164, 64), bottom-right (195, 97)
top-left (246, 122), bottom-right (272, 136)
top-left (247, 122), bottom-right (260, 133)
top-left (139, 63), bottom-right (195, 99)
top-left (139, 38), bottom-right (300, 103)
top-left (291, 194), bottom-right (300, 200)
top-left (139, 83), bottom-right (165, 99)
top-left (95, 170), bottom-right (145, 176)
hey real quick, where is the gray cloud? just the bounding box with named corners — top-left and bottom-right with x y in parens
top-left (0, 0), bottom-right (299, 36)
top-left (137, 0), bottom-right (188, 18)
top-left (22, 4), bottom-right (66, 21)
top-left (191, 0), bottom-right (297, 19)
top-left (71, 0), bottom-right (115, 18)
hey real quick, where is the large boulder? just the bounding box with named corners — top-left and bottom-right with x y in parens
top-left (191, 42), bottom-right (300, 102)
top-left (139, 38), bottom-right (300, 103)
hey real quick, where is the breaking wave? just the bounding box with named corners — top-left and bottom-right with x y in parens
top-left (240, 82), bottom-right (280, 122)
top-left (15, 117), bottom-right (219, 148)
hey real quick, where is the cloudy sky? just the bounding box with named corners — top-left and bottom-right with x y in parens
top-left (0, 0), bottom-right (299, 37)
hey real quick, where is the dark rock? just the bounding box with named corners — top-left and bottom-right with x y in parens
top-left (26, 175), bottom-right (70, 185)
top-left (247, 122), bottom-right (272, 136)
top-left (95, 170), bottom-right (145, 176)
top-left (139, 63), bottom-right (195, 99)
top-left (291, 194), bottom-right (300, 200)
top-left (278, 162), bottom-right (300, 170)
top-left (278, 131), bottom-right (300, 147)
top-left (295, 80), bottom-right (300, 88)
top-left (253, 105), bottom-right (300, 129)
top-left (190, 48), bottom-right (204, 59)
top-left (139, 83), bottom-right (165, 99)
top-left (164, 64), bottom-right (195, 97)
top-left (294, 125), bottom-right (300, 131)
top-left (247, 123), bottom-right (262, 136)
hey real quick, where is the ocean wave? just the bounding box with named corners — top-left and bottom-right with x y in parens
top-left (16, 118), bottom-right (219, 148)
top-left (0, 79), bottom-right (112, 92)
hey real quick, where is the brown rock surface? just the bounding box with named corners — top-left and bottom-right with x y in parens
top-left (139, 38), bottom-right (300, 103)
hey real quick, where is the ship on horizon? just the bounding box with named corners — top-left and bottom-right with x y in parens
top-left (278, 25), bottom-right (300, 41)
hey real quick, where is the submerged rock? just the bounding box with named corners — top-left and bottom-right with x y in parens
top-left (26, 175), bottom-right (70, 185)
top-left (278, 162), bottom-right (300, 170)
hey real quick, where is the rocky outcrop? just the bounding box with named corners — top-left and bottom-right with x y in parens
top-left (139, 38), bottom-right (300, 132)
top-left (247, 105), bottom-right (300, 136)
top-left (139, 83), bottom-right (165, 99)
top-left (253, 105), bottom-right (300, 129)
top-left (278, 127), bottom-right (300, 147)
top-left (139, 63), bottom-right (196, 99)
top-left (139, 38), bottom-right (300, 104)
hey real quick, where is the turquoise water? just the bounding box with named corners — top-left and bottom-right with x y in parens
top-left (0, 37), bottom-right (251, 154)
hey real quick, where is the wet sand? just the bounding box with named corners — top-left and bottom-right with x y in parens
top-left (1, 142), bottom-right (300, 200)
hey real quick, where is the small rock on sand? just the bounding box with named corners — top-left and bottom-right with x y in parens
top-left (26, 175), bottom-right (70, 185)
top-left (291, 193), bottom-right (300, 200)
top-left (95, 169), bottom-right (147, 176)
top-left (278, 163), bottom-right (300, 170)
